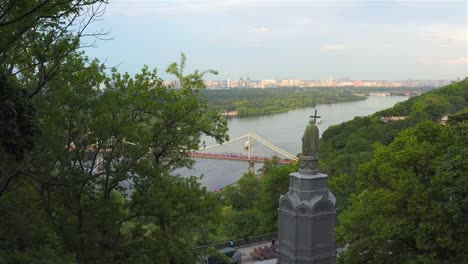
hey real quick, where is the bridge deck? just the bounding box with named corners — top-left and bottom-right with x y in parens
top-left (190, 152), bottom-right (294, 164)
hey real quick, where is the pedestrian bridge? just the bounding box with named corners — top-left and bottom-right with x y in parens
top-left (190, 133), bottom-right (298, 172)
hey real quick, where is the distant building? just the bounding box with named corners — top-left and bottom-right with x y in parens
top-left (369, 92), bottom-right (390, 96)
top-left (437, 115), bottom-right (449, 125)
top-left (380, 116), bottom-right (407, 123)
top-left (352, 79), bottom-right (361, 86)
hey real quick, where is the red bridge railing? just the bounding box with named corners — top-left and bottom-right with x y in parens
top-left (190, 152), bottom-right (294, 164)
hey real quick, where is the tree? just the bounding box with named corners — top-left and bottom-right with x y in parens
top-left (447, 107), bottom-right (468, 125)
top-left (0, 52), bottom-right (229, 263)
top-left (0, 180), bottom-right (77, 264)
top-left (125, 174), bottom-right (222, 263)
top-left (411, 95), bottom-right (449, 121)
top-left (1, 0), bottom-right (107, 78)
top-left (1, 1), bottom-right (233, 262)
top-left (256, 163), bottom-right (296, 232)
top-left (337, 121), bottom-right (468, 263)
top-left (0, 72), bottom-right (40, 195)
top-left (0, 0), bottom-right (107, 197)
top-left (220, 172), bottom-right (260, 210)
top-left (219, 206), bottom-right (262, 240)
top-left (258, 156), bottom-right (280, 176)
top-left (328, 173), bottom-right (354, 212)
top-left (214, 163), bottom-right (297, 239)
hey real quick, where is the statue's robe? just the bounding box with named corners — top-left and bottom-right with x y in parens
top-left (302, 123), bottom-right (319, 157)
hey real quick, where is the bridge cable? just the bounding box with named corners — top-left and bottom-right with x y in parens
top-left (199, 133), bottom-right (250, 151)
top-left (251, 133), bottom-right (298, 160)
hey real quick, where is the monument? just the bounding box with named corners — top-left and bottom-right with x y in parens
top-left (278, 110), bottom-right (337, 264)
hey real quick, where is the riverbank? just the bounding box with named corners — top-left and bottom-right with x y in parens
top-left (230, 96), bottom-right (366, 118)
top-left (206, 88), bottom-right (366, 118)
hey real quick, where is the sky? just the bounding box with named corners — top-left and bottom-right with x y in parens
top-left (84, 0), bottom-right (468, 80)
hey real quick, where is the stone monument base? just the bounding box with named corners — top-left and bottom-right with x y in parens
top-left (277, 157), bottom-right (336, 264)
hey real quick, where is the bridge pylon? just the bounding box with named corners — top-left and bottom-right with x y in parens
top-left (248, 160), bottom-right (255, 173)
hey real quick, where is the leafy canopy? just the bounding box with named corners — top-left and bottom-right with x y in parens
top-left (337, 119), bottom-right (468, 264)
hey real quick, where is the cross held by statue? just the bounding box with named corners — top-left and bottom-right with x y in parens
top-left (310, 109), bottom-right (321, 124)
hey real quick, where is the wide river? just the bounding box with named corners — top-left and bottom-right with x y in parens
top-left (178, 96), bottom-right (409, 191)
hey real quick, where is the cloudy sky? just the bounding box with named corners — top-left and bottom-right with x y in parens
top-left (85, 0), bottom-right (468, 80)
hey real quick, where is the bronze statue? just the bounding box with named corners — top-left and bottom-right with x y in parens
top-left (302, 110), bottom-right (320, 157)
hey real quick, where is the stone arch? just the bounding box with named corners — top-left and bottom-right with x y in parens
top-left (296, 205), bottom-right (309, 215)
top-left (313, 200), bottom-right (333, 214)
top-left (280, 198), bottom-right (293, 211)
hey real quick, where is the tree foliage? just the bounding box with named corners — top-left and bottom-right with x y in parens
top-left (0, 45), bottom-right (229, 263)
top-left (214, 162), bottom-right (297, 241)
top-left (321, 79), bottom-right (468, 211)
top-left (0, 0), bottom-right (107, 196)
top-left (337, 119), bottom-right (468, 263)
top-left (0, 1), bottom-right (234, 262)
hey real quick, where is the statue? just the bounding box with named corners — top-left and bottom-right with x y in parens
top-left (302, 110), bottom-right (320, 157)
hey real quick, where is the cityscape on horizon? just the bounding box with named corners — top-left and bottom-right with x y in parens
top-left (165, 78), bottom-right (455, 89)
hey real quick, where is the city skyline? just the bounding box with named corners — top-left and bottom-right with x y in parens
top-left (200, 78), bottom-right (452, 89)
top-left (85, 0), bottom-right (467, 80)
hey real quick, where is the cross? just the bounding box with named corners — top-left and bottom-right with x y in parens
top-left (310, 109), bottom-right (321, 124)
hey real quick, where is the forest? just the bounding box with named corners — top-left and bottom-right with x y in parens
top-left (1, 1), bottom-right (467, 263)
top-left (204, 88), bottom-right (364, 117)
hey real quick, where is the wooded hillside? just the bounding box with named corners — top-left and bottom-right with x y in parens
top-left (320, 79), bottom-right (468, 211)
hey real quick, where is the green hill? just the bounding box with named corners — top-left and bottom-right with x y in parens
top-left (319, 78), bottom-right (468, 211)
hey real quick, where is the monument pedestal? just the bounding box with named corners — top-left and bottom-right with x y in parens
top-left (278, 156), bottom-right (336, 264)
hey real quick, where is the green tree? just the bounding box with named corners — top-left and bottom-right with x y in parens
top-left (0, 0), bottom-right (107, 196)
top-left (220, 207), bottom-right (262, 240)
top-left (216, 163), bottom-right (297, 239)
top-left (221, 172), bottom-right (260, 210)
top-left (0, 52), bottom-right (229, 263)
top-left (447, 107), bottom-right (468, 125)
top-left (0, 182), bottom-right (77, 264)
top-left (125, 174), bottom-right (222, 263)
top-left (337, 121), bottom-right (468, 263)
top-left (0, 1), bottom-right (233, 262)
top-left (328, 173), bottom-right (354, 212)
top-left (258, 156), bottom-right (280, 176)
top-left (256, 163), bottom-right (296, 232)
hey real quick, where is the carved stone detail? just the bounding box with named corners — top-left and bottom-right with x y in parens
top-left (299, 156), bottom-right (319, 175)
top-left (314, 202), bottom-right (332, 213)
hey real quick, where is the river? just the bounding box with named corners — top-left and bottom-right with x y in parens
top-left (177, 95), bottom-right (409, 191)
